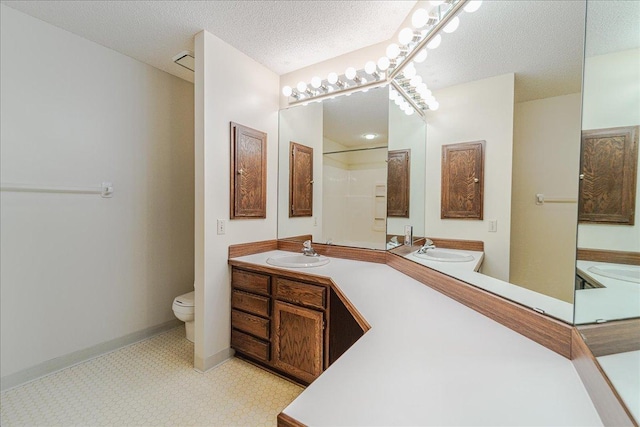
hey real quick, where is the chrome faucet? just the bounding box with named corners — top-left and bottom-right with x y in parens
top-left (302, 240), bottom-right (318, 257)
top-left (417, 239), bottom-right (436, 254)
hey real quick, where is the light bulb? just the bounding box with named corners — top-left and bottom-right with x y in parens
top-left (394, 97), bottom-right (402, 106)
top-left (361, 77), bottom-right (368, 85)
top-left (364, 61), bottom-right (377, 75)
top-left (364, 134), bottom-right (376, 140)
top-left (411, 8), bottom-right (429, 28)
top-left (414, 48), bottom-right (428, 64)
top-left (377, 57), bottom-right (390, 71)
top-left (464, 0), bottom-right (482, 13)
top-left (405, 107), bottom-right (415, 116)
top-left (427, 34), bottom-right (442, 50)
top-left (416, 82), bottom-right (427, 93)
top-left (389, 90), bottom-right (398, 100)
top-left (410, 76), bottom-right (422, 87)
top-left (404, 63), bottom-right (417, 79)
top-left (345, 67), bottom-right (357, 80)
top-left (296, 81), bottom-right (307, 92)
top-left (386, 43), bottom-right (401, 59)
top-left (398, 27), bottom-right (415, 46)
top-left (327, 72), bottom-right (338, 85)
top-left (311, 76), bottom-right (322, 89)
top-left (282, 86), bottom-right (293, 97)
top-left (428, 100), bottom-right (440, 111)
top-left (443, 16), bottom-right (460, 33)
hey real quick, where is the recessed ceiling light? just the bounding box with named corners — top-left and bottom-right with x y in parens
top-left (364, 134), bottom-right (376, 140)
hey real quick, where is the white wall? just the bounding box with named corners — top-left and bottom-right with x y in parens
top-left (510, 94), bottom-right (582, 303)
top-left (388, 101), bottom-right (427, 238)
top-left (425, 74), bottom-right (515, 281)
top-left (278, 103), bottom-right (323, 241)
top-left (0, 5), bottom-right (194, 381)
top-left (194, 31), bottom-right (279, 371)
top-left (578, 48), bottom-right (640, 251)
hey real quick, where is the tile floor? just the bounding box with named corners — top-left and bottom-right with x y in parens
top-left (0, 327), bottom-right (304, 426)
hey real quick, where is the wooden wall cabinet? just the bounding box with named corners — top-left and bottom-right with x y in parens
top-left (230, 266), bottom-right (364, 385)
top-left (289, 142), bottom-right (313, 217)
top-left (579, 126), bottom-right (638, 225)
top-left (387, 149), bottom-right (410, 217)
top-left (441, 141), bottom-right (485, 220)
top-left (230, 122), bottom-right (267, 219)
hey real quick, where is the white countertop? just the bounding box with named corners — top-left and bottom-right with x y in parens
top-left (404, 251), bottom-right (573, 323)
top-left (232, 250), bottom-right (602, 426)
top-left (575, 261), bottom-right (640, 324)
top-left (597, 350), bottom-right (640, 423)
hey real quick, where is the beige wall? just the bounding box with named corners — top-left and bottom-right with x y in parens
top-left (1, 5), bottom-right (194, 381)
top-left (424, 73), bottom-right (515, 281)
top-left (194, 30), bottom-right (279, 371)
top-left (510, 93), bottom-right (582, 303)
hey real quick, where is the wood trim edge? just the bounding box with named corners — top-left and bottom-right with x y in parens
top-left (570, 328), bottom-right (637, 426)
top-left (277, 240), bottom-right (387, 264)
top-left (228, 239), bottom-right (278, 258)
top-left (277, 412), bottom-right (307, 427)
top-left (577, 248), bottom-right (640, 265)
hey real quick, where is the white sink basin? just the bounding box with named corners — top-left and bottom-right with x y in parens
top-left (588, 265), bottom-right (640, 284)
top-left (266, 254), bottom-right (330, 268)
top-left (412, 249), bottom-right (474, 262)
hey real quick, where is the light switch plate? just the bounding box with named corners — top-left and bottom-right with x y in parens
top-left (488, 219), bottom-right (497, 232)
top-left (217, 219), bottom-right (226, 235)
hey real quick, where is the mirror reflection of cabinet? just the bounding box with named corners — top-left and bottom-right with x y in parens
top-left (230, 122), bottom-right (267, 219)
top-left (441, 141), bottom-right (485, 220)
top-left (387, 149), bottom-right (410, 217)
top-left (289, 142), bottom-right (313, 217)
top-left (579, 126), bottom-right (638, 225)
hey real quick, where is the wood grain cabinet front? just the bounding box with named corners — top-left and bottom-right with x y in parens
top-left (229, 266), bottom-right (365, 385)
top-left (272, 300), bottom-right (324, 384)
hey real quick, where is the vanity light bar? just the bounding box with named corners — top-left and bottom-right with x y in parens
top-left (283, 0), bottom-right (468, 110)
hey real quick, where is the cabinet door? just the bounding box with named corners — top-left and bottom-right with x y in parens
top-left (579, 126), bottom-right (638, 225)
top-left (230, 122), bottom-right (267, 219)
top-left (441, 141), bottom-right (485, 220)
top-left (273, 301), bottom-right (323, 384)
top-left (289, 142), bottom-right (313, 217)
top-left (387, 149), bottom-right (410, 217)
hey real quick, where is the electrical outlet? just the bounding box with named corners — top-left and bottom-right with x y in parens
top-left (313, 216), bottom-right (318, 226)
top-left (217, 219), bottom-right (226, 235)
top-left (488, 219), bottom-right (497, 232)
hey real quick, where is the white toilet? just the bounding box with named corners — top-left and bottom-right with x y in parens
top-left (172, 291), bottom-right (194, 342)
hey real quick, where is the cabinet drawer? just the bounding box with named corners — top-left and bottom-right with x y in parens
top-left (232, 290), bottom-right (270, 317)
top-left (275, 278), bottom-right (326, 310)
top-left (231, 329), bottom-right (270, 362)
top-left (232, 269), bottom-right (271, 295)
top-left (232, 309), bottom-right (270, 340)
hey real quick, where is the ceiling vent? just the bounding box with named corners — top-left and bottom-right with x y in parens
top-left (172, 50), bottom-right (194, 72)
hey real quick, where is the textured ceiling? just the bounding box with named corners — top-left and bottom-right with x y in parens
top-left (415, 0), bottom-right (587, 103)
top-left (323, 88), bottom-right (389, 147)
top-left (1, 0), bottom-right (416, 83)
top-left (585, 0), bottom-right (640, 57)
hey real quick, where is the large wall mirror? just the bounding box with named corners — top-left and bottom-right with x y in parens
top-left (574, 1), bottom-right (639, 422)
top-left (278, 88), bottom-right (426, 250)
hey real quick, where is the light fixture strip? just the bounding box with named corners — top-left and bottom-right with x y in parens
top-left (388, 0), bottom-right (467, 81)
top-left (288, 78), bottom-right (387, 107)
top-left (283, 0), bottom-right (468, 108)
top-left (391, 80), bottom-right (426, 119)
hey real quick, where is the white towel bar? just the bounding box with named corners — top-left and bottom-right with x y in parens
top-left (0, 182), bottom-right (113, 198)
top-left (535, 193), bottom-right (576, 205)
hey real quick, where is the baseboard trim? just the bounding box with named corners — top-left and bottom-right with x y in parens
top-left (0, 319), bottom-right (181, 391)
top-left (194, 347), bottom-right (234, 372)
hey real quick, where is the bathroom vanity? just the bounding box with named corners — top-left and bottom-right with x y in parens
top-left (229, 247), bottom-right (604, 426)
top-left (230, 264), bottom-right (366, 384)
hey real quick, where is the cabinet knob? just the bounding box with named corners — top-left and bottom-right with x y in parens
top-left (474, 178), bottom-right (479, 183)
top-left (309, 180), bottom-right (314, 184)
top-left (579, 173), bottom-right (584, 180)
top-left (237, 169), bottom-right (244, 175)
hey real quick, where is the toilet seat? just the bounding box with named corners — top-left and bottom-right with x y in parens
top-left (173, 291), bottom-right (194, 307)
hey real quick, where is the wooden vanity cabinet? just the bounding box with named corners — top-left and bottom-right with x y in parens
top-left (230, 266), bottom-right (364, 385)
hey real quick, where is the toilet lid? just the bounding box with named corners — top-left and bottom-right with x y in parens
top-left (174, 291), bottom-right (194, 307)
